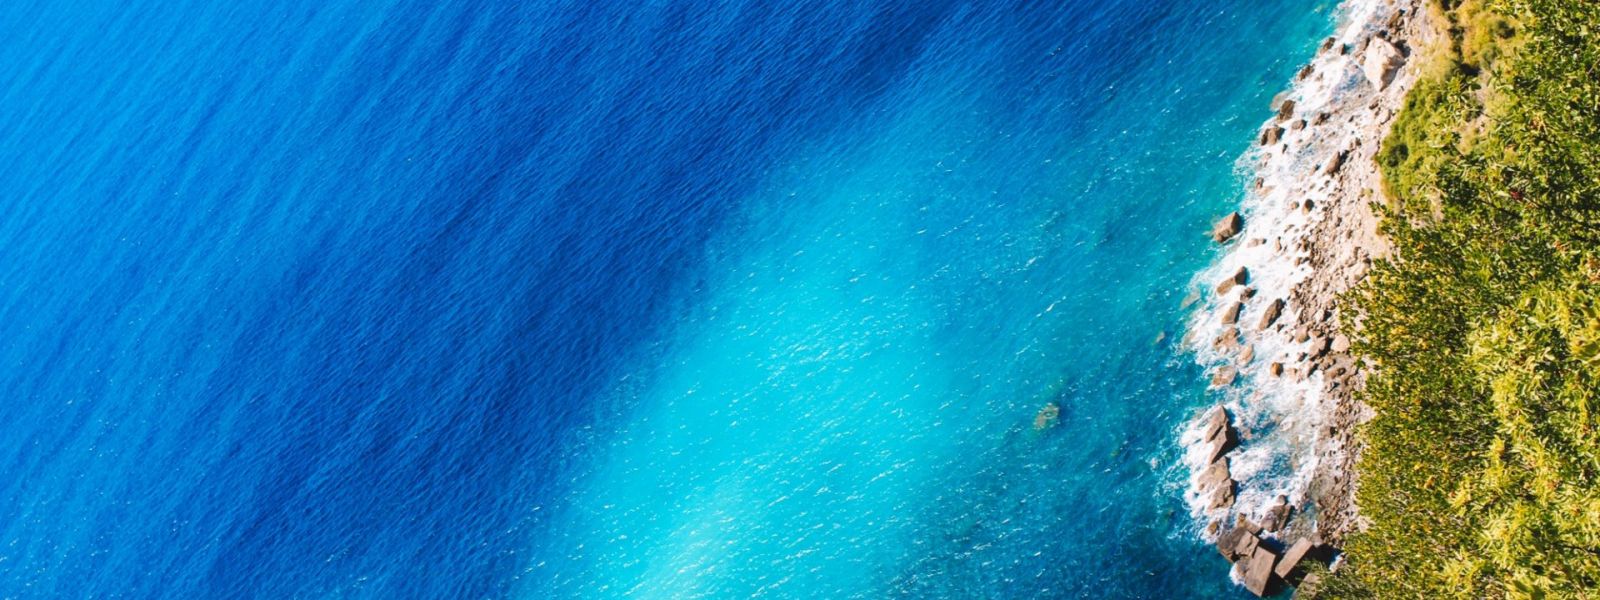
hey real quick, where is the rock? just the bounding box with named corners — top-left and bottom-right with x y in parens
top-left (1331, 333), bottom-right (1351, 354)
top-left (1275, 537), bottom-right (1316, 579)
top-left (1239, 287), bottom-right (1256, 300)
top-left (1198, 459), bottom-right (1231, 490)
top-left (1233, 529), bottom-right (1260, 559)
top-left (1242, 546), bottom-right (1279, 597)
top-left (1297, 64), bottom-right (1313, 80)
top-left (1290, 118), bottom-right (1305, 131)
top-left (1260, 126), bottom-right (1284, 146)
top-left (1214, 326), bottom-right (1241, 351)
top-left (1309, 335), bottom-right (1330, 357)
top-left (1269, 362), bottom-right (1283, 377)
top-left (1033, 403), bottom-right (1060, 430)
top-left (1323, 150), bottom-right (1347, 176)
top-left (1276, 99), bottom-right (1296, 121)
top-left (1258, 298), bottom-right (1285, 330)
top-left (1222, 302), bottom-right (1243, 326)
top-left (1208, 480), bottom-right (1236, 510)
top-left (1217, 527), bottom-right (1248, 561)
top-left (1363, 37), bottom-right (1405, 90)
top-left (1211, 366), bottom-right (1238, 387)
top-left (1202, 405), bottom-right (1229, 440)
top-left (1216, 267), bottom-right (1249, 294)
top-left (1213, 212), bottom-right (1245, 243)
top-left (1262, 496), bottom-right (1292, 532)
top-left (1202, 406), bottom-right (1236, 463)
top-left (1239, 345), bottom-right (1255, 364)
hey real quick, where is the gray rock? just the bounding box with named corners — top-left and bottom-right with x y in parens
top-left (1213, 212), bottom-right (1245, 243)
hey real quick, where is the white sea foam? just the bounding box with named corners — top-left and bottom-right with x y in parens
top-left (1177, 0), bottom-right (1407, 538)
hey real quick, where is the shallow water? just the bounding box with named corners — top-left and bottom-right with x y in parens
top-left (0, 0), bottom-right (1335, 597)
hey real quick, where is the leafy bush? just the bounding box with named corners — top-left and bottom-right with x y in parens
top-left (1326, 0), bottom-right (1600, 596)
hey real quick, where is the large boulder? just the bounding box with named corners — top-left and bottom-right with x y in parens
top-left (1331, 333), bottom-right (1351, 354)
top-left (1275, 537), bottom-right (1317, 579)
top-left (1198, 459), bottom-right (1231, 491)
top-left (1216, 267), bottom-right (1249, 295)
top-left (1363, 38), bottom-right (1405, 90)
top-left (1213, 212), bottom-right (1244, 243)
top-left (1242, 546), bottom-right (1279, 597)
top-left (1261, 496), bottom-right (1292, 532)
top-left (1208, 481), bottom-right (1236, 510)
top-left (1276, 99), bottom-right (1297, 121)
top-left (1323, 150), bottom-right (1347, 176)
top-left (1201, 406), bottom-right (1237, 463)
top-left (1221, 302), bottom-right (1244, 326)
top-left (1260, 126), bottom-right (1284, 146)
top-left (1258, 298), bottom-right (1285, 330)
top-left (1216, 527), bottom-right (1248, 561)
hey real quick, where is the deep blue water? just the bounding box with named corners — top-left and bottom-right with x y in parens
top-left (0, 0), bottom-right (1334, 597)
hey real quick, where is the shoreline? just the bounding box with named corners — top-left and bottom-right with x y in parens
top-left (1177, 0), bottom-right (1436, 592)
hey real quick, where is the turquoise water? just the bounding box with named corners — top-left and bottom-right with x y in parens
top-left (0, 0), bottom-right (1335, 597)
top-left (529, 2), bottom-right (1336, 597)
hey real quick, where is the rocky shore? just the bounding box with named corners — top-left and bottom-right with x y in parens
top-left (1179, 0), bottom-right (1440, 595)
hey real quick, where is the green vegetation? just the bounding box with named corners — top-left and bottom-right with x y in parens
top-left (1324, 0), bottom-right (1600, 597)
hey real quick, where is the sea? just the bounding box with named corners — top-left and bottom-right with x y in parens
top-left (0, 0), bottom-right (1339, 597)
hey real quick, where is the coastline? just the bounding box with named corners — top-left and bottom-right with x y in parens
top-left (1178, 0), bottom-right (1437, 591)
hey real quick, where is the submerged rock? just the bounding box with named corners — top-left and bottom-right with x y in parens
top-left (1033, 403), bottom-right (1060, 430)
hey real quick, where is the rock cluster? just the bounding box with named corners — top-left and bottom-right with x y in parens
top-left (1196, 405), bottom-right (1238, 510)
top-left (1182, 1), bottom-right (1433, 595)
top-left (1215, 517), bottom-right (1325, 597)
